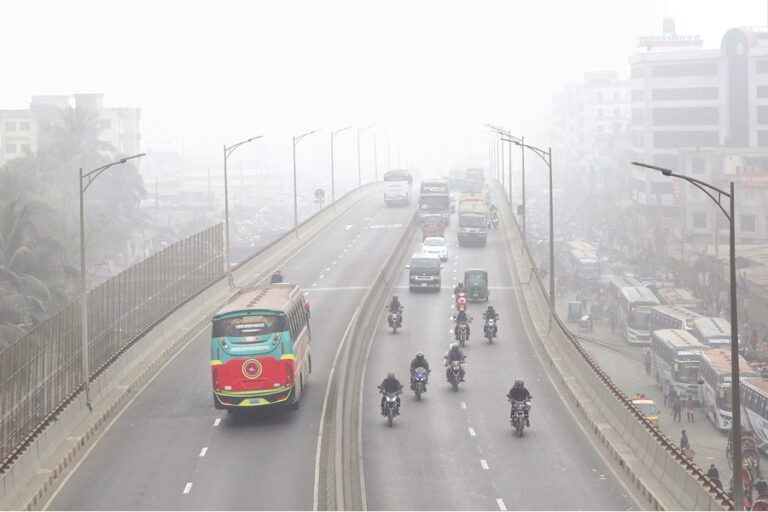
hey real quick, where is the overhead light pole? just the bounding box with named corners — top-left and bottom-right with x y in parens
top-left (488, 125), bottom-right (527, 242)
top-left (293, 129), bottom-right (320, 229)
top-left (632, 161), bottom-right (742, 510)
top-left (79, 152), bottom-right (145, 410)
top-left (223, 136), bottom-right (262, 288)
top-left (356, 125), bottom-right (373, 187)
top-left (331, 126), bottom-right (352, 203)
top-left (374, 129), bottom-right (386, 181)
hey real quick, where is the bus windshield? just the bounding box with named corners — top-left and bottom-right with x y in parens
top-left (459, 214), bottom-right (487, 228)
top-left (627, 306), bottom-right (652, 329)
top-left (674, 360), bottom-right (701, 384)
top-left (212, 314), bottom-right (287, 338)
top-left (420, 196), bottom-right (449, 209)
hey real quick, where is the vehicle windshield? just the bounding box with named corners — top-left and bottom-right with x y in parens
top-left (635, 403), bottom-right (658, 417)
top-left (674, 360), bottom-right (701, 384)
top-left (424, 238), bottom-right (445, 246)
top-left (212, 314), bottom-right (287, 338)
top-left (411, 258), bottom-right (439, 269)
top-left (466, 274), bottom-right (485, 285)
top-left (459, 214), bottom-right (487, 228)
top-left (627, 305), bottom-right (652, 330)
top-left (423, 216), bottom-right (442, 225)
top-left (716, 386), bottom-right (733, 411)
top-left (420, 196), bottom-right (450, 209)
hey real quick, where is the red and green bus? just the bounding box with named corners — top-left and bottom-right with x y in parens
top-left (211, 283), bottom-right (311, 411)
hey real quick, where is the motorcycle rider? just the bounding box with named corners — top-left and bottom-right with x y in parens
top-left (388, 295), bottom-right (403, 325)
top-left (453, 281), bottom-right (466, 298)
top-left (379, 372), bottom-right (403, 413)
top-left (507, 378), bottom-right (532, 426)
top-left (409, 352), bottom-right (431, 389)
top-left (444, 343), bottom-right (466, 382)
top-left (270, 270), bottom-right (284, 284)
top-left (483, 306), bottom-right (499, 337)
top-left (454, 309), bottom-right (471, 340)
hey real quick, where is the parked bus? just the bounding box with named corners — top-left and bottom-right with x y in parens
top-left (650, 329), bottom-right (710, 401)
top-left (700, 350), bottom-right (759, 430)
top-left (649, 305), bottom-right (703, 333)
top-left (419, 179), bottom-right (451, 224)
top-left (691, 316), bottom-right (736, 349)
top-left (606, 275), bottom-right (642, 307)
top-left (210, 283), bottom-right (311, 411)
top-left (565, 241), bottom-right (601, 283)
top-left (655, 287), bottom-right (705, 314)
top-left (741, 378), bottom-right (768, 452)
top-left (383, 169), bottom-right (413, 206)
top-left (617, 286), bottom-right (660, 344)
top-left (457, 198), bottom-right (489, 246)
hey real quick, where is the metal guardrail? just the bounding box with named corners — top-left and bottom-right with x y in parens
top-left (493, 182), bottom-right (732, 510)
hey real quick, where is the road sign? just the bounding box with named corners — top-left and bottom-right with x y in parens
top-left (315, 188), bottom-right (325, 201)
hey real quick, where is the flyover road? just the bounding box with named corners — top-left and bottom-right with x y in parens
top-left (363, 218), bottom-right (638, 510)
top-left (44, 199), bottom-right (415, 510)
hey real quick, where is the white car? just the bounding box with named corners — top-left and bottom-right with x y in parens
top-left (422, 237), bottom-right (448, 261)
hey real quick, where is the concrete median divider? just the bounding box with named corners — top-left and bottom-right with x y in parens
top-left (315, 210), bottom-right (418, 511)
top-left (1, 182), bottom-right (384, 511)
top-left (491, 182), bottom-right (730, 511)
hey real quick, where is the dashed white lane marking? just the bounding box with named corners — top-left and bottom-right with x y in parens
top-left (199, 447), bottom-right (208, 457)
top-left (312, 283), bottom-right (318, 287)
top-left (481, 459), bottom-right (489, 470)
top-left (468, 427), bottom-right (476, 437)
top-left (332, 261), bottom-right (337, 265)
top-left (309, 286), bottom-right (369, 291)
top-left (460, 401), bottom-right (467, 409)
top-left (325, 267), bottom-right (330, 272)
top-left (213, 418), bottom-right (221, 426)
top-left (319, 274), bottom-right (325, 279)
top-left (183, 482), bottom-right (193, 494)
top-left (497, 498), bottom-right (507, 511)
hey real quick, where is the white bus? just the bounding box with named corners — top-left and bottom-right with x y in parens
top-left (700, 350), bottom-right (759, 431)
top-left (566, 241), bottom-right (601, 283)
top-left (618, 286), bottom-right (660, 344)
top-left (691, 316), bottom-right (737, 349)
top-left (650, 329), bottom-right (710, 401)
top-left (383, 169), bottom-right (413, 206)
top-left (606, 275), bottom-right (641, 310)
top-left (649, 305), bottom-right (703, 333)
top-left (655, 287), bottom-right (705, 314)
top-left (741, 378), bottom-right (768, 452)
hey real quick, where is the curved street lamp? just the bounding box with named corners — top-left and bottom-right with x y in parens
top-left (357, 125), bottom-right (373, 187)
top-left (331, 126), bottom-right (352, 203)
top-left (293, 129), bottom-right (320, 229)
top-left (79, 152), bottom-right (145, 409)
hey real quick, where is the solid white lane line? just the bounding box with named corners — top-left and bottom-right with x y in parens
top-left (497, 498), bottom-right (507, 511)
top-left (183, 482), bottom-right (193, 494)
top-left (213, 418), bottom-right (221, 426)
top-left (460, 401), bottom-right (467, 409)
top-left (199, 447), bottom-right (208, 457)
top-left (481, 459), bottom-right (489, 470)
top-left (468, 427), bottom-right (477, 437)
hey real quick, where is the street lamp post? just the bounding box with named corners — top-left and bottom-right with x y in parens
top-left (293, 129), bottom-right (320, 229)
top-left (331, 126), bottom-right (352, 203)
top-left (223, 136), bottom-right (262, 288)
top-left (374, 129), bottom-right (386, 181)
top-left (357, 125), bottom-right (373, 187)
top-left (79, 153), bottom-right (145, 409)
top-left (488, 125), bottom-right (527, 242)
top-left (633, 161), bottom-right (742, 509)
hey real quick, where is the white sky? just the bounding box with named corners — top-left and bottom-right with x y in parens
top-left (2, 0), bottom-right (767, 173)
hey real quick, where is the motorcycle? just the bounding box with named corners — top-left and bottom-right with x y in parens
top-left (387, 307), bottom-right (403, 334)
top-left (484, 316), bottom-right (498, 343)
top-left (509, 397), bottom-right (532, 437)
top-left (490, 211), bottom-right (499, 229)
top-left (446, 359), bottom-right (464, 391)
top-left (410, 367), bottom-right (429, 401)
top-left (380, 390), bottom-right (401, 426)
top-left (453, 316), bottom-right (472, 347)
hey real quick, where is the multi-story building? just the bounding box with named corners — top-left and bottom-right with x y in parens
top-left (0, 93), bottom-right (140, 166)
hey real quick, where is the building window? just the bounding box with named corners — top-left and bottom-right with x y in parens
top-left (21, 143), bottom-right (31, 153)
top-left (652, 62), bottom-right (718, 78)
top-left (5, 122), bottom-right (16, 131)
top-left (5, 143), bottom-right (17, 153)
top-left (758, 131), bottom-right (768, 147)
top-left (650, 181), bottom-right (673, 194)
top-left (758, 86), bottom-right (768, 98)
top-left (631, 89), bottom-right (643, 101)
top-left (758, 61), bottom-right (768, 73)
top-left (631, 65), bottom-right (644, 79)
top-left (652, 107), bottom-right (719, 126)
top-left (614, 108), bottom-right (620, 116)
top-left (100, 119), bottom-right (112, 129)
top-left (693, 212), bottom-right (707, 229)
top-left (632, 131), bottom-right (644, 147)
top-left (653, 154), bottom-right (679, 169)
top-left (632, 108), bottom-right (644, 125)
top-left (758, 106), bottom-right (768, 125)
top-left (690, 157), bottom-right (705, 174)
top-left (652, 88), bottom-right (718, 101)
top-left (19, 121), bottom-right (30, 131)
top-left (653, 131), bottom-right (719, 149)
top-left (741, 215), bottom-right (756, 232)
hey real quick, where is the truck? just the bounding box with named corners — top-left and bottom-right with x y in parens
top-left (419, 179), bottom-right (451, 225)
top-left (383, 169), bottom-right (413, 206)
top-left (457, 197), bottom-right (489, 246)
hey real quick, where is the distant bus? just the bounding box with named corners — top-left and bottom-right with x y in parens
top-left (606, 275), bottom-right (642, 307)
top-left (617, 286), bottom-right (660, 344)
top-left (649, 305), bottom-right (703, 333)
top-left (655, 287), bottom-right (704, 313)
top-left (211, 283), bottom-right (311, 411)
top-left (650, 329), bottom-right (710, 401)
top-left (691, 316), bottom-right (735, 349)
top-left (700, 349), bottom-right (759, 430)
top-left (419, 179), bottom-right (451, 224)
top-left (741, 378), bottom-right (768, 452)
top-left (457, 199), bottom-right (489, 246)
top-left (566, 241), bottom-right (601, 283)
top-left (465, 168), bottom-right (485, 184)
top-left (383, 169), bottom-right (413, 206)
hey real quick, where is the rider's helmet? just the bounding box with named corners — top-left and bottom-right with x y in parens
top-left (450, 342), bottom-right (459, 351)
top-left (514, 378), bottom-right (524, 388)
top-left (392, 295), bottom-right (399, 302)
top-left (488, 305), bottom-right (495, 312)
top-left (458, 282), bottom-right (464, 288)
top-left (387, 372), bottom-right (395, 379)
top-left (416, 351), bottom-right (424, 359)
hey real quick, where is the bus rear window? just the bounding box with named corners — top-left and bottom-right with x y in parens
top-left (212, 315), bottom-right (287, 338)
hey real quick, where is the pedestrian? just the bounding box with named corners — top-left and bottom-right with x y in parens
top-left (662, 381), bottom-right (670, 407)
top-left (680, 429), bottom-right (689, 449)
top-left (707, 464), bottom-right (720, 482)
top-left (644, 348), bottom-right (651, 376)
top-left (673, 396), bottom-right (682, 422)
top-left (685, 395), bottom-right (695, 422)
top-left (669, 387), bottom-right (679, 411)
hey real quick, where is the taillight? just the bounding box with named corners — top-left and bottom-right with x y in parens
top-left (212, 367), bottom-right (220, 391)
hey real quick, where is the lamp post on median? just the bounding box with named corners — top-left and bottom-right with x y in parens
top-left (293, 129), bottom-right (320, 229)
top-left (374, 129), bottom-right (386, 181)
top-left (632, 161), bottom-right (743, 510)
top-left (357, 125), bottom-right (373, 187)
top-left (79, 152), bottom-right (145, 410)
top-left (331, 126), bottom-right (352, 203)
top-left (224, 136), bottom-right (262, 288)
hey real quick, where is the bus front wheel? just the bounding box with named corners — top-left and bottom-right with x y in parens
top-left (288, 382), bottom-right (301, 411)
